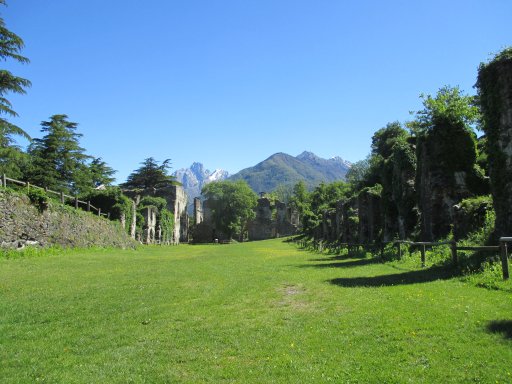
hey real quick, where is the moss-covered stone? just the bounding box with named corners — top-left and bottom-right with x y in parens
top-left (477, 47), bottom-right (512, 238)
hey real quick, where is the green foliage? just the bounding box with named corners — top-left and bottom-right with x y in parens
top-left (122, 157), bottom-right (178, 192)
top-left (139, 196), bottom-right (167, 212)
top-left (89, 157), bottom-right (116, 187)
top-left (136, 196), bottom-right (175, 242)
top-left (0, 145), bottom-right (29, 179)
top-left (0, 1), bottom-right (32, 149)
top-left (408, 85), bottom-right (480, 134)
top-left (269, 183), bottom-right (294, 204)
top-left (289, 180), bottom-right (310, 215)
top-left (27, 114), bottom-right (92, 194)
top-left (371, 121), bottom-right (408, 159)
top-left (81, 187), bottom-right (133, 231)
top-left (202, 180), bottom-right (258, 240)
top-left (302, 181), bottom-right (350, 238)
top-left (476, 46), bottom-right (512, 237)
top-left (159, 208), bottom-right (175, 244)
top-left (26, 187), bottom-right (49, 212)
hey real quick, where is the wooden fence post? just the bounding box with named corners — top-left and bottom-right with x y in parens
top-left (87, 201), bottom-right (91, 212)
top-left (98, 208), bottom-right (101, 216)
top-left (75, 196), bottom-right (79, 209)
top-left (500, 241), bottom-right (509, 280)
top-left (60, 191), bottom-right (64, 204)
top-left (420, 244), bottom-right (426, 267)
top-left (26, 181), bottom-right (30, 192)
top-left (451, 241), bottom-right (458, 266)
top-left (2, 174), bottom-right (6, 188)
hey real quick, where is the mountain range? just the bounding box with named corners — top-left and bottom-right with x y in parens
top-left (229, 151), bottom-right (351, 193)
top-left (173, 151), bottom-right (351, 203)
top-left (173, 163), bottom-right (229, 202)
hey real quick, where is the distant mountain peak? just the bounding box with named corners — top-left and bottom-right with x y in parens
top-left (229, 151), bottom-right (351, 193)
top-left (173, 163), bottom-right (229, 201)
top-left (296, 151), bottom-right (319, 160)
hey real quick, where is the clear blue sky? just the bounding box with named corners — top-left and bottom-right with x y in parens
top-left (4, 0), bottom-right (511, 183)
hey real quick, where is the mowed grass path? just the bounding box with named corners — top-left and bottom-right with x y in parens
top-left (1, 239), bottom-right (511, 383)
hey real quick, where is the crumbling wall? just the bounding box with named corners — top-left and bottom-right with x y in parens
top-left (416, 125), bottom-right (476, 241)
top-left (142, 206), bottom-right (156, 244)
top-left (477, 49), bottom-right (512, 238)
top-left (275, 201), bottom-right (298, 237)
top-left (248, 198), bottom-right (274, 240)
top-left (194, 197), bottom-right (203, 225)
top-left (357, 187), bottom-right (382, 243)
top-left (156, 185), bottom-right (188, 244)
top-left (338, 197), bottom-right (358, 243)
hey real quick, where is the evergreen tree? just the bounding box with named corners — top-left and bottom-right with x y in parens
top-left (28, 114), bottom-right (91, 193)
top-left (122, 157), bottom-right (177, 192)
top-left (89, 157), bottom-right (116, 187)
top-left (0, 0), bottom-right (31, 177)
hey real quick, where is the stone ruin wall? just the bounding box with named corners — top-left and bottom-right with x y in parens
top-left (154, 185), bottom-right (189, 244)
top-left (478, 54), bottom-right (512, 238)
top-left (0, 190), bottom-right (136, 249)
top-left (191, 196), bottom-right (299, 243)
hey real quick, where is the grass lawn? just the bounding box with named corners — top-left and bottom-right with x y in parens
top-left (1, 239), bottom-right (511, 383)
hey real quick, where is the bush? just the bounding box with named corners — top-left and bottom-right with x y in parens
top-left (27, 188), bottom-right (49, 212)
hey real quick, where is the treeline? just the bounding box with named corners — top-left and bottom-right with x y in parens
top-left (290, 48), bottom-right (512, 251)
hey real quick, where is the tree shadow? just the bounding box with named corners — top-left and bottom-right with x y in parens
top-left (309, 254), bottom-right (359, 262)
top-left (300, 258), bottom-right (381, 269)
top-left (487, 320), bottom-right (512, 340)
top-left (327, 265), bottom-right (459, 287)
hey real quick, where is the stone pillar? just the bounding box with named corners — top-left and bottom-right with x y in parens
top-left (194, 197), bottom-right (203, 225)
top-left (142, 207), bottom-right (156, 244)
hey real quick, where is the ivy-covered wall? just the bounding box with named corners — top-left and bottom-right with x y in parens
top-left (0, 189), bottom-right (136, 249)
top-left (477, 48), bottom-right (512, 238)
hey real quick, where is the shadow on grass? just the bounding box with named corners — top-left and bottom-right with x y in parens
top-left (309, 253), bottom-right (369, 262)
top-left (327, 265), bottom-right (459, 287)
top-left (487, 320), bottom-right (512, 340)
top-left (300, 258), bottom-right (381, 269)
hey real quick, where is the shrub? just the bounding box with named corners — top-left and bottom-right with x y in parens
top-left (27, 188), bottom-right (49, 212)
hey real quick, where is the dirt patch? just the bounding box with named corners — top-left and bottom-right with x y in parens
top-left (275, 284), bottom-right (311, 311)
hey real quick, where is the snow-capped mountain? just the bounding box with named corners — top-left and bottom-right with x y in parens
top-left (173, 162), bottom-right (229, 201)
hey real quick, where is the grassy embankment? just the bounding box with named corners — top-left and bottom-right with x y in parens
top-left (1, 239), bottom-right (511, 383)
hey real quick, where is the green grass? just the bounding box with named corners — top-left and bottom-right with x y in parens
top-left (1, 239), bottom-right (511, 383)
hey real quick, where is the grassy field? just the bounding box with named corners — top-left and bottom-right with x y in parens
top-left (1, 239), bottom-right (511, 383)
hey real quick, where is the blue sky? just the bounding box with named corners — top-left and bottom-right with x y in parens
top-left (3, 0), bottom-right (511, 183)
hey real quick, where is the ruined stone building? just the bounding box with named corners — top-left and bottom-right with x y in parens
top-left (191, 196), bottom-right (299, 243)
top-left (126, 185), bottom-right (189, 245)
top-left (156, 185), bottom-right (189, 244)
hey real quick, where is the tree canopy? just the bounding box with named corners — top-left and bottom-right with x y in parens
top-left (202, 180), bottom-right (258, 240)
top-left (121, 157), bottom-right (178, 192)
top-left (27, 114), bottom-right (91, 194)
top-left (0, 1), bottom-right (31, 147)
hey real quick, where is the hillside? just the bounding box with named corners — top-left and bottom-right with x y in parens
top-left (229, 151), bottom-right (351, 193)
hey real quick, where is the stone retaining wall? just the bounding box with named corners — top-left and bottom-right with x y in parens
top-left (0, 190), bottom-right (136, 249)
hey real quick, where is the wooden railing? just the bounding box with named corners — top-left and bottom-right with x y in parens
top-left (0, 174), bottom-right (109, 218)
top-left (304, 237), bottom-right (511, 280)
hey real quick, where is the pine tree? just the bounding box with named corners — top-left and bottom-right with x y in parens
top-left (122, 158), bottom-right (177, 192)
top-left (28, 114), bottom-right (91, 193)
top-left (0, 0), bottom-right (31, 177)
